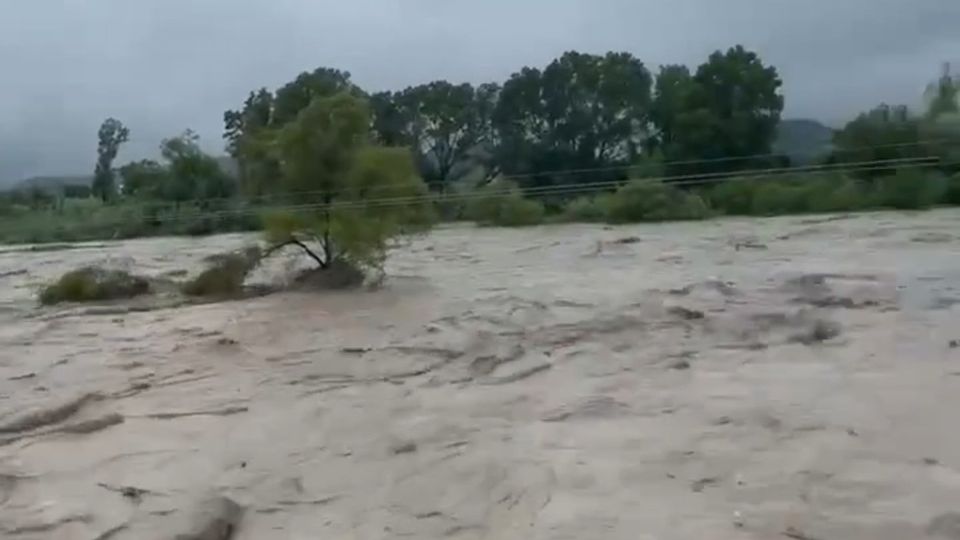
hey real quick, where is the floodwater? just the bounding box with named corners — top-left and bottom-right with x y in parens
top-left (1, 210), bottom-right (960, 539)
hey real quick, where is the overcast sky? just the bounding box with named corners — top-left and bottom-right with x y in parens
top-left (1, 0), bottom-right (958, 183)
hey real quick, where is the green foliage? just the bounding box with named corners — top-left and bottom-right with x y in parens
top-left (160, 130), bottom-right (235, 203)
top-left (748, 181), bottom-right (812, 215)
top-left (802, 177), bottom-right (868, 213)
top-left (871, 169), bottom-right (946, 210)
top-left (374, 81), bottom-right (496, 188)
top-left (263, 93), bottom-right (433, 271)
top-left (92, 118), bottom-right (129, 202)
top-left (605, 179), bottom-right (709, 223)
top-left (656, 46), bottom-right (784, 175)
top-left (119, 159), bottom-right (168, 198)
top-left (224, 68), bottom-right (359, 195)
top-left (493, 51), bottom-right (653, 187)
top-left (39, 267), bottom-right (149, 305)
top-left (707, 178), bottom-right (761, 215)
top-left (945, 173), bottom-right (960, 205)
top-left (829, 104), bottom-right (927, 178)
top-left (464, 182), bottom-right (545, 226)
top-left (708, 174), bottom-right (871, 216)
top-left (560, 195), bottom-right (611, 222)
top-left (181, 247), bottom-right (262, 297)
top-left (925, 67), bottom-right (959, 120)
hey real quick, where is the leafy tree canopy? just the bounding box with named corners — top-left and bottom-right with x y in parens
top-left (263, 93), bottom-right (432, 272)
top-left (493, 51), bottom-right (654, 187)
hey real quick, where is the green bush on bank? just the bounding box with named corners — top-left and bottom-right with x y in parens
top-left (463, 182), bottom-right (545, 226)
top-left (559, 195), bottom-right (610, 222)
top-left (944, 173), bottom-right (960, 206)
top-left (870, 169), bottom-right (946, 210)
top-left (605, 179), bottom-right (709, 223)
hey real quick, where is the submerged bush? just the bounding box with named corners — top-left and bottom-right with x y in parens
top-left (181, 246), bottom-right (262, 297)
top-left (464, 182), bottom-right (545, 226)
top-left (605, 179), bottom-right (709, 223)
top-left (39, 267), bottom-right (150, 305)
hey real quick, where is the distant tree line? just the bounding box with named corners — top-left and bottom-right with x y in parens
top-left (1, 47), bottom-right (958, 247)
top-left (224, 45), bottom-right (786, 196)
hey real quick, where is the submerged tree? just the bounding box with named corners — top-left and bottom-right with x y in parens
top-left (92, 118), bottom-right (129, 202)
top-left (261, 92), bottom-right (433, 275)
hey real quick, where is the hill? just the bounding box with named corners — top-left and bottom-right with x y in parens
top-left (13, 175), bottom-right (92, 193)
top-left (774, 119), bottom-right (835, 164)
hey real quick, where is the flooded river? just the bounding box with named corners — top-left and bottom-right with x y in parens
top-left (1, 210), bottom-right (960, 539)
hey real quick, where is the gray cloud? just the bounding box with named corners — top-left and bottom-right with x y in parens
top-left (2, 0), bottom-right (958, 183)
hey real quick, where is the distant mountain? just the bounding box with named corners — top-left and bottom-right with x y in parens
top-left (774, 119), bottom-right (835, 164)
top-left (13, 174), bottom-right (92, 193)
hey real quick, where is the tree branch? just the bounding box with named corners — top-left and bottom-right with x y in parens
top-left (265, 238), bottom-right (327, 268)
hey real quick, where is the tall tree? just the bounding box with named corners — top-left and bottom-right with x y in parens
top-left (925, 62), bottom-right (959, 120)
top-left (119, 159), bottom-right (168, 198)
top-left (272, 67), bottom-right (358, 125)
top-left (657, 46), bottom-right (784, 174)
top-left (370, 91), bottom-right (411, 147)
top-left (649, 65), bottom-right (693, 153)
top-left (160, 130), bottom-right (235, 207)
top-left (224, 67), bottom-right (359, 197)
top-left (399, 81), bottom-right (490, 188)
top-left (92, 118), bottom-right (129, 202)
top-left (492, 51), bottom-right (653, 187)
top-left (264, 93), bottom-right (431, 271)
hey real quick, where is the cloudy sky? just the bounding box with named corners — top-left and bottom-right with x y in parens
top-left (1, 0), bottom-right (958, 183)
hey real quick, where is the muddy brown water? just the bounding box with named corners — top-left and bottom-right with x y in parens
top-left (1, 210), bottom-right (960, 539)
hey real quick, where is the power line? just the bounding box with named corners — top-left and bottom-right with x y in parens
top-left (101, 137), bottom-right (953, 209)
top-left (134, 156), bottom-right (942, 222)
top-left (0, 157), bottom-right (945, 236)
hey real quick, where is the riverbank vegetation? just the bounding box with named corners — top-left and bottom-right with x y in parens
top-left (3, 48), bottom-right (958, 243)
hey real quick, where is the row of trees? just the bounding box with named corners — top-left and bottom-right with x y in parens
top-left (88, 120), bottom-right (235, 208)
top-left (826, 64), bottom-right (960, 178)
top-left (224, 46), bottom-right (785, 194)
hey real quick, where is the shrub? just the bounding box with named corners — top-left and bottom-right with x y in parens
top-left (181, 247), bottom-right (262, 297)
top-left (560, 195), bottom-right (610, 222)
top-left (39, 267), bottom-right (150, 305)
top-left (803, 177), bottom-right (868, 213)
top-left (943, 172), bottom-right (960, 205)
top-left (605, 179), bottom-right (709, 223)
top-left (496, 196), bottom-right (546, 226)
top-left (707, 178), bottom-right (762, 215)
top-left (750, 181), bottom-right (810, 215)
top-left (463, 182), bottom-right (545, 227)
top-left (871, 169), bottom-right (946, 210)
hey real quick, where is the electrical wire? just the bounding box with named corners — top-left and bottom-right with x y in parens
top-left (0, 156), bottom-right (948, 237)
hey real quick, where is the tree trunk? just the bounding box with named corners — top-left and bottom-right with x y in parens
top-left (322, 196), bottom-right (334, 266)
